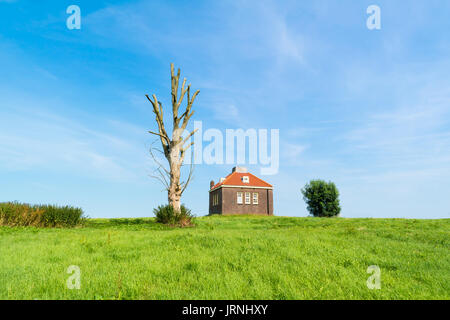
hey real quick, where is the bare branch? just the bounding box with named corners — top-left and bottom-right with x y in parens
top-left (180, 88), bottom-right (200, 130)
top-left (148, 131), bottom-right (170, 145)
top-left (148, 143), bottom-right (170, 190)
top-left (181, 142), bottom-right (194, 159)
top-left (146, 94), bottom-right (168, 138)
top-left (181, 110), bottom-right (195, 131)
top-left (182, 128), bottom-right (198, 146)
top-left (149, 144), bottom-right (170, 175)
top-left (177, 78), bottom-right (187, 107)
top-left (171, 63), bottom-right (183, 129)
top-left (157, 167), bottom-right (170, 188)
top-left (146, 94), bottom-right (170, 157)
top-left (149, 173), bottom-right (169, 190)
top-left (181, 151), bottom-right (195, 195)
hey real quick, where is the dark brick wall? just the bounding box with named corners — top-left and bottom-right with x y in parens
top-left (209, 187), bottom-right (274, 215)
top-left (267, 189), bottom-right (273, 215)
top-left (221, 187), bottom-right (273, 215)
top-left (209, 188), bottom-right (223, 214)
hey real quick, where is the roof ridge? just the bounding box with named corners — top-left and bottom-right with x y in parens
top-left (221, 171), bottom-right (234, 183)
top-left (244, 172), bottom-right (273, 187)
top-left (210, 170), bottom-right (272, 190)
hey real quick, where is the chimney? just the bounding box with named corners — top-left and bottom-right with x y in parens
top-left (210, 180), bottom-right (215, 189)
top-left (232, 166), bottom-right (248, 173)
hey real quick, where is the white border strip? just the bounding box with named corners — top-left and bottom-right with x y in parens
top-left (209, 185), bottom-right (273, 193)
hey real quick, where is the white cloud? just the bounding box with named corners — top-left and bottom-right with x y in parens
top-left (0, 103), bottom-right (151, 182)
top-left (210, 103), bottom-right (240, 126)
top-left (344, 98), bottom-right (450, 168)
top-left (280, 141), bottom-right (308, 166)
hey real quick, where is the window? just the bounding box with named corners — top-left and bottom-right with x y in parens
top-left (242, 176), bottom-right (249, 183)
top-left (237, 192), bottom-right (243, 204)
top-left (245, 192), bottom-right (251, 204)
top-left (253, 193), bottom-right (258, 205)
top-left (212, 193), bottom-right (219, 206)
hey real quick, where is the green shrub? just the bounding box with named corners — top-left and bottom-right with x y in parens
top-left (0, 202), bottom-right (85, 228)
top-left (301, 180), bottom-right (341, 217)
top-left (153, 204), bottom-right (195, 227)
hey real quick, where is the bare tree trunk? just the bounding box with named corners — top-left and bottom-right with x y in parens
top-left (168, 144), bottom-right (182, 212)
top-left (147, 63), bottom-right (199, 212)
top-left (168, 167), bottom-right (181, 212)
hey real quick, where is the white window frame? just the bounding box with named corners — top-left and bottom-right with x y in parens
top-left (237, 192), bottom-right (243, 204)
top-left (242, 176), bottom-right (249, 183)
top-left (245, 192), bottom-right (251, 204)
top-left (252, 192), bottom-right (258, 205)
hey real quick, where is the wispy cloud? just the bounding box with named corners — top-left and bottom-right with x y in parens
top-left (0, 103), bottom-right (151, 182)
top-left (281, 142), bottom-right (308, 166)
top-left (343, 84), bottom-right (450, 169)
top-left (83, 0), bottom-right (311, 122)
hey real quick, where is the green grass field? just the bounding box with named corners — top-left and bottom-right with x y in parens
top-left (0, 215), bottom-right (448, 300)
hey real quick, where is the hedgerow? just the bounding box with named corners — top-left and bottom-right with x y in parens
top-left (0, 202), bottom-right (85, 228)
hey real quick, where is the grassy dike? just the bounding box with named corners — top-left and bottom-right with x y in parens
top-left (0, 215), bottom-right (448, 299)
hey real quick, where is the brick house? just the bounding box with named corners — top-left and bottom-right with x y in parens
top-left (209, 167), bottom-right (274, 215)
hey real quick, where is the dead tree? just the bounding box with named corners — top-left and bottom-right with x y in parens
top-left (146, 63), bottom-right (199, 212)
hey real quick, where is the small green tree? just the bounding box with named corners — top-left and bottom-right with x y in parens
top-left (301, 180), bottom-right (341, 217)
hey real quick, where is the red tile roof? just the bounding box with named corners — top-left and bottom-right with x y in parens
top-left (210, 171), bottom-right (272, 190)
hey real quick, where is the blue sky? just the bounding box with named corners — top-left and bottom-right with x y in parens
top-left (1, 0), bottom-right (449, 219)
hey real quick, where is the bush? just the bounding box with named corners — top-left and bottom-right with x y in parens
top-left (301, 180), bottom-right (341, 217)
top-left (153, 204), bottom-right (194, 227)
top-left (0, 202), bottom-right (86, 228)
